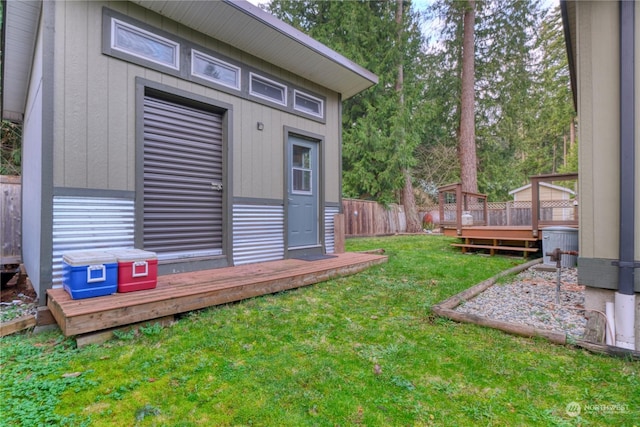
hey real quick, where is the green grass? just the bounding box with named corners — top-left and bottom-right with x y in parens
top-left (1, 235), bottom-right (638, 426)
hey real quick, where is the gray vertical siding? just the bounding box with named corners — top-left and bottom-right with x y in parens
top-left (53, 1), bottom-right (340, 202)
top-left (42, 0), bottom-right (344, 287)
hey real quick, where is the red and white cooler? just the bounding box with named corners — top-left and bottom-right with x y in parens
top-left (109, 249), bottom-right (158, 293)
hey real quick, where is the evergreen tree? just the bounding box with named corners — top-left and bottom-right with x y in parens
top-left (267, 0), bottom-right (429, 208)
top-left (422, 0), bottom-right (573, 201)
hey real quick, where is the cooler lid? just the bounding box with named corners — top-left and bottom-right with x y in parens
top-left (108, 249), bottom-right (158, 262)
top-left (63, 250), bottom-right (117, 266)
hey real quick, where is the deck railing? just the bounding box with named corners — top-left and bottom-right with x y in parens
top-left (530, 173), bottom-right (578, 236)
top-left (438, 183), bottom-right (488, 235)
top-left (438, 173), bottom-right (579, 237)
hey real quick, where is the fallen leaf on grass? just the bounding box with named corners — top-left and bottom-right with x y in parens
top-left (373, 364), bottom-right (382, 375)
top-left (62, 372), bottom-right (82, 378)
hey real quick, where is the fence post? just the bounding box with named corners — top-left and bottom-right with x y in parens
top-left (456, 184), bottom-right (463, 235)
top-left (333, 213), bottom-right (345, 253)
top-left (531, 177), bottom-right (540, 237)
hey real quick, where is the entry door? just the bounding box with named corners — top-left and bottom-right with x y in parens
top-left (143, 96), bottom-right (224, 260)
top-left (287, 136), bottom-right (319, 248)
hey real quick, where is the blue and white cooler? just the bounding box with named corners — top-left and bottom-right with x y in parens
top-left (62, 250), bottom-right (118, 299)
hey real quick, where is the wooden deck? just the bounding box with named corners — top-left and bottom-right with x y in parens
top-left (443, 226), bottom-right (540, 257)
top-left (47, 252), bottom-right (387, 337)
top-left (438, 174), bottom-right (578, 258)
top-left (442, 225), bottom-right (535, 239)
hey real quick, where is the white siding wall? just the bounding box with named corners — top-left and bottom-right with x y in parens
top-left (324, 205), bottom-right (340, 254)
top-left (21, 15), bottom-right (45, 297)
top-left (232, 204), bottom-right (285, 265)
top-left (51, 196), bottom-right (135, 287)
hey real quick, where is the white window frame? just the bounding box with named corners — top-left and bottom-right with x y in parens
top-left (249, 73), bottom-right (287, 106)
top-left (191, 50), bottom-right (241, 90)
top-left (111, 18), bottom-right (180, 70)
top-left (291, 167), bottom-right (313, 195)
top-left (293, 90), bottom-right (324, 118)
top-left (291, 144), bottom-right (313, 195)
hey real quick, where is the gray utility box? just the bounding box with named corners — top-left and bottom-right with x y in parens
top-left (542, 226), bottom-right (578, 268)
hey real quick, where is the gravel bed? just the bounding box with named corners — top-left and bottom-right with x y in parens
top-left (455, 265), bottom-right (586, 340)
top-left (0, 294), bottom-right (38, 323)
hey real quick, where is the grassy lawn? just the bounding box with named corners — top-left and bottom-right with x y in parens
top-left (1, 235), bottom-right (638, 426)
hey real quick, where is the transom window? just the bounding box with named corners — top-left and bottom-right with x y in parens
top-left (250, 73), bottom-right (287, 105)
top-left (292, 145), bottom-right (312, 194)
top-left (103, 9), bottom-right (325, 123)
top-left (294, 90), bottom-right (324, 118)
top-left (191, 50), bottom-right (241, 90)
top-left (111, 18), bottom-right (180, 70)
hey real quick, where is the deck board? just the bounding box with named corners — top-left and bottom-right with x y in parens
top-left (442, 225), bottom-right (541, 257)
top-left (47, 252), bottom-right (387, 336)
top-left (442, 225), bottom-right (537, 239)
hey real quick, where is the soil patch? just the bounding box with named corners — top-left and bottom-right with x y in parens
top-left (1, 266), bottom-right (38, 322)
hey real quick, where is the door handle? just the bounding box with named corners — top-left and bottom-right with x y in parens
top-left (211, 182), bottom-right (223, 191)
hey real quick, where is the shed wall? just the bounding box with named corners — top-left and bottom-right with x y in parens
top-left (21, 10), bottom-right (46, 299)
top-left (577, 1), bottom-right (640, 259)
top-left (576, 1), bottom-right (640, 292)
top-left (51, 0), bottom-right (342, 203)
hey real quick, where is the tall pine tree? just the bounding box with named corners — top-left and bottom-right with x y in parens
top-left (267, 0), bottom-right (428, 212)
top-left (422, 0), bottom-right (573, 201)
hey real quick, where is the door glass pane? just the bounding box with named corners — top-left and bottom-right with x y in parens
top-left (293, 145), bottom-right (311, 168)
top-left (293, 169), bottom-right (311, 192)
top-left (292, 145), bottom-right (312, 194)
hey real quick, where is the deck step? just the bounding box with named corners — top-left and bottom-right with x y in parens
top-left (451, 243), bottom-right (539, 252)
top-left (458, 235), bottom-right (538, 242)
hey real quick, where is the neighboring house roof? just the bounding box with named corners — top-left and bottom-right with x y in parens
top-left (508, 182), bottom-right (576, 198)
top-left (1, 0), bottom-right (379, 122)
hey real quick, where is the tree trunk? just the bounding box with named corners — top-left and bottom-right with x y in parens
top-left (569, 116), bottom-right (575, 148)
top-left (395, 0), bottom-right (421, 232)
top-left (401, 172), bottom-right (422, 232)
top-left (458, 0), bottom-right (478, 194)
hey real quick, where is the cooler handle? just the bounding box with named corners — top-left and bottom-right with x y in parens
top-left (132, 261), bottom-right (149, 278)
top-left (86, 264), bottom-right (106, 283)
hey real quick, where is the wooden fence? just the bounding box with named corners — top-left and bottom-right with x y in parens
top-left (343, 197), bottom-right (577, 237)
top-left (1, 175), bottom-right (21, 265)
top-left (342, 199), bottom-right (408, 237)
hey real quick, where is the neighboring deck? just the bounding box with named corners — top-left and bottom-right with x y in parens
top-left (443, 226), bottom-right (540, 257)
top-left (47, 251), bottom-right (387, 337)
top-left (439, 174), bottom-right (579, 257)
